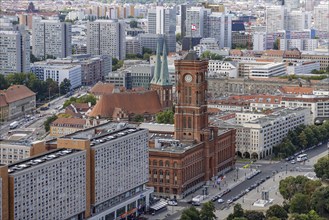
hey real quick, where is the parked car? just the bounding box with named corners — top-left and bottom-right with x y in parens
top-left (168, 200), bottom-right (177, 206)
top-left (291, 159), bottom-right (296, 164)
top-left (217, 199), bottom-right (225, 203)
top-left (227, 199), bottom-right (233, 204)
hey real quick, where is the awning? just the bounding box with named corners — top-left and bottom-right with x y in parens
top-left (150, 201), bottom-right (167, 211)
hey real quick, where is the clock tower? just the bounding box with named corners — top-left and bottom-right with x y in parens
top-left (174, 51), bottom-right (209, 142)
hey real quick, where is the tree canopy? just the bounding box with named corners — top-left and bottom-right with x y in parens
top-left (273, 122), bottom-right (329, 158)
top-left (60, 78), bottom-right (71, 95)
top-left (314, 156), bottom-right (329, 180)
top-left (63, 94), bottom-right (96, 108)
top-left (200, 51), bottom-right (223, 60)
top-left (156, 110), bottom-right (174, 124)
top-left (179, 202), bottom-right (216, 220)
top-left (44, 115), bottom-right (58, 132)
top-left (266, 204), bottom-right (288, 220)
top-left (0, 72), bottom-right (60, 101)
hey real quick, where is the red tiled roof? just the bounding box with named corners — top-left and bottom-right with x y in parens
top-left (90, 82), bottom-right (115, 95)
top-left (0, 85), bottom-right (35, 103)
top-left (279, 86), bottom-right (314, 95)
top-left (0, 94), bottom-right (8, 107)
top-left (89, 91), bottom-right (162, 118)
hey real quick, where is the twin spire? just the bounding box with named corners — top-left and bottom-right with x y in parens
top-left (151, 38), bottom-right (171, 86)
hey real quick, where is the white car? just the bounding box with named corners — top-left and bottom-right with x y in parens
top-left (217, 199), bottom-right (225, 203)
top-left (291, 160), bottom-right (296, 164)
top-left (168, 200), bottom-right (178, 206)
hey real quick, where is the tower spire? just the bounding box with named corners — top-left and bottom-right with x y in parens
top-left (157, 39), bottom-right (171, 86)
top-left (151, 39), bottom-right (162, 84)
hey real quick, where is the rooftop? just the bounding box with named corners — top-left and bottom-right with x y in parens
top-left (0, 85), bottom-right (35, 104)
top-left (7, 148), bottom-right (79, 174)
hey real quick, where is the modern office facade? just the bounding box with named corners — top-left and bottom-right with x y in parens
top-left (0, 27), bottom-right (30, 75)
top-left (207, 12), bottom-right (232, 48)
top-left (31, 62), bottom-right (82, 90)
top-left (234, 108), bottom-right (311, 159)
top-left (250, 63), bottom-right (286, 78)
top-left (0, 125), bottom-right (153, 219)
top-left (313, 2), bottom-right (329, 32)
top-left (87, 20), bottom-right (126, 60)
top-left (32, 18), bottom-right (72, 59)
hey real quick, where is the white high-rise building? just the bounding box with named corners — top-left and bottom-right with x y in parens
top-left (266, 6), bottom-right (312, 33)
top-left (286, 10), bottom-right (312, 31)
top-left (0, 26), bottom-right (30, 75)
top-left (280, 39), bottom-right (319, 51)
top-left (285, 0), bottom-right (300, 10)
top-left (186, 7), bottom-right (205, 37)
top-left (207, 12), bottom-right (232, 48)
top-left (147, 6), bottom-right (176, 53)
top-left (314, 2), bottom-right (329, 32)
top-left (253, 32), bottom-right (267, 51)
top-left (87, 20), bottom-right (126, 60)
top-left (266, 6), bottom-right (285, 33)
top-left (32, 18), bottom-right (71, 59)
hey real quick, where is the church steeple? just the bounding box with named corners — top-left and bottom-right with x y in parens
top-left (149, 37), bottom-right (173, 110)
top-left (156, 40), bottom-right (171, 86)
top-left (151, 39), bottom-right (162, 84)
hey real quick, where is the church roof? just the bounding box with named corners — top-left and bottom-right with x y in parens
top-left (156, 39), bottom-right (171, 86)
top-left (150, 39), bottom-right (162, 84)
top-left (89, 91), bottom-right (162, 118)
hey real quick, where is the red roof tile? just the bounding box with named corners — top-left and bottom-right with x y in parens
top-left (90, 82), bottom-right (115, 96)
top-left (0, 85), bottom-right (35, 103)
top-left (89, 91), bottom-right (162, 118)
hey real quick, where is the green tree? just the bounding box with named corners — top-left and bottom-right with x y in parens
top-left (279, 176), bottom-right (314, 200)
top-left (311, 186), bottom-right (329, 216)
top-left (228, 203), bottom-right (244, 220)
top-left (143, 53), bottom-right (151, 61)
top-left (200, 201), bottom-right (216, 220)
top-left (112, 58), bottom-right (124, 71)
top-left (180, 206), bottom-right (200, 220)
top-left (132, 114), bottom-right (144, 122)
top-left (176, 33), bottom-right (182, 43)
top-left (290, 210), bottom-right (325, 220)
top-left (44, 115), bottom-right (58, 132)
top-left (314, 156), bottom-right (329, 180)
top-left (266, 205), bottom-right (288, 220)
top-left (200, 51), bottom-right (223, 60)
top-left (60, 78), bottom-right (71, 95)
top-left (129, 20), bottom-right (138, 28)
top-left (46, 78), bottom-right (59, 99)
top-left (243, 210), bottom-right (265, 220)
top-left (63, 94), bottom-right (96, 108)
top-left (273, 38), bottom-right (280, 50)
top-left (30, 53), bottom-right (40, 63)
top-left (156, 110), bottom-right (174, 124)
top-left (142, 47), bottom-right (153, 55)
top-left (290, 193), bottom-right (311, 214)
top-left (6, 72), bottom-right (27, 85)
top-left (0, 74), bottom-right (9, 90)
top-left (298, 132), bottom-right (308, 149)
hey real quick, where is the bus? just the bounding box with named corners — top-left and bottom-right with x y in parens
top-left (296, 154), bottom-right (308, 162)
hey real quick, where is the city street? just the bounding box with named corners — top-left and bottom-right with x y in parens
top-left (145, 142), bottom-right (329, 220)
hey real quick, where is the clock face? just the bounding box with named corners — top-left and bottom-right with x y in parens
top-left (184, 74), bottom-right (193, 83)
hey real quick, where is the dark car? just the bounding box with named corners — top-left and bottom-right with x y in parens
top-left (211, 196), bottom-right (219, 202)
top-left (265, 175), bottom-right (271, 180)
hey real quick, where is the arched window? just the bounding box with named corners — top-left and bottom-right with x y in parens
top-left (153, 160), bottom-right (157, 166)
top-left (173, 162), bottom-right (178, 168)
top-left (159, 160), bottom-right (163, 166)
top-left (165, 160), bottom-right (170, 167)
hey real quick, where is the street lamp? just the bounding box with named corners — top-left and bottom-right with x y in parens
top-left (285, 162), bottom-right (288, 174)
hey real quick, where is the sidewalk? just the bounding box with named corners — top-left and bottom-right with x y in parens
top-left (180, 167), bottom-right (257, 203)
